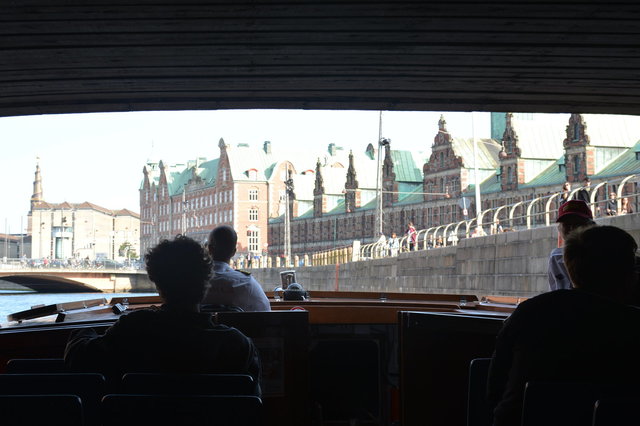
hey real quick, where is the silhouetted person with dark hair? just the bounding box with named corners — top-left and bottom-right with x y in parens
top-left (64, 235), bottom-right (261, 388)
top-left (488, 226), bottom-right (640, 426)
top-left (202, 225), bottom-right (271, 312)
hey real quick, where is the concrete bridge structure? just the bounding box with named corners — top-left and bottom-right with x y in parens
top-left (0, 270), bottom-right (154, 293)
top-left (1, 213), bottom-right (638, 297)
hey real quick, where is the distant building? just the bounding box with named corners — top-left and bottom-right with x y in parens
top-left (28, 162), bottom-right (140, 260)
top-left (268, 112), bottom-right (640, 255)
top-left (140, 112), bottom-right (640, 259)
top-left (0, 233), bottom-right (30, 259)
top-left (140, 139), bottom-right (294, 256)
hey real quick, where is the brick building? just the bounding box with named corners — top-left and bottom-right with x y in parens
top-left (268, 112), bottom-right (640, 256)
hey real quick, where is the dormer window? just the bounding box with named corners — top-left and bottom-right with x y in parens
top-left (246, 168), bottom-right (258, 180)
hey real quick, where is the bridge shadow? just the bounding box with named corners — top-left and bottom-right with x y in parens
top-left (0, 275), bottom-right (101, 293)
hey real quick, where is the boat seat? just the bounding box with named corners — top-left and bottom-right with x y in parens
top-left (0, 394), bottom-right (83, 426)
top-left (6, 358), bottom-right (67, 373)
top-left (0, 373), bottom-right (105, 426)
top-left (593, 396), bottom-right (640, 426)
top-left (467, 358), bottom-right (492, 426)
top-left (522, 382), bottom-right (603, 426)
top-left (101, 394), bottom-right (263, 426)
top-left (121, 373), bottom-right (258, 396)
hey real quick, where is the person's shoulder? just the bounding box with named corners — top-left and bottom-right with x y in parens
top-left (549, 247), bottom-right (563, 257)
top-left (235, 269), bottom-right (251, 276)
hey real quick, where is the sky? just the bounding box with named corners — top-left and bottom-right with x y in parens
top-left (0, 109), bottom-right (491, 233)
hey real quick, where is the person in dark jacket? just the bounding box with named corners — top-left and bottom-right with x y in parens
top-left (488, 226), bottom-right (640, 426)
top-left (64, 235), bottom-right (261, 389)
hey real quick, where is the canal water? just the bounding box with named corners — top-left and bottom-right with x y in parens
top-left (0, 288), bottom-right (158, 322)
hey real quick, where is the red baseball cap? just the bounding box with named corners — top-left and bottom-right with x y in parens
top-left (557, 200), bottom-right (593, 222)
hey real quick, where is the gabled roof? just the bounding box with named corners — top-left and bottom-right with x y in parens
top-left (114, 208), bottom-right (141, 218)
top-left (510, 113), bottom-right (568, 159)
top-left (450, 137), bottom-right (500, 170)
top-left (597, 141), bottom-right (640, 178)
top-left (225, 144), bottom-right (277, 182)
top-left (391, 150), bottom-right (424, 183)
top-left (520, 158), bottom-right (566, 189)
top-left (581, 114), bottom-right (640, 148)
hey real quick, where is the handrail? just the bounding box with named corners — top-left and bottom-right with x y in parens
top-left (300, 173), bottom-right (639, 264)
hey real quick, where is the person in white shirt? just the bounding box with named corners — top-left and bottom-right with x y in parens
top-left (202, 225), bottom-right (271, 311)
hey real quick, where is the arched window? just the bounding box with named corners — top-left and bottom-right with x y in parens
top-left (439, 151), bottom-right (445, 168)
top-left (573, 123), bottom-right (580, 141)
top-left (507, 167), bottom-right (512, 184)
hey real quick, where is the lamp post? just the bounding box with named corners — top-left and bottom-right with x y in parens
top-left (283, 169), bottom-right (294, 267)
top-left (375, 137), bottom-right (390, 237)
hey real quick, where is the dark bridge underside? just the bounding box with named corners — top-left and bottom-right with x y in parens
top-left (0, 275), bottom-right (101, 293)
top-left (2, 1), bottom-right (640, 118)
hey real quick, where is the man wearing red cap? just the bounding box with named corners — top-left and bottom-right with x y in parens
top-left (547, 200), bottom-right (595, 291)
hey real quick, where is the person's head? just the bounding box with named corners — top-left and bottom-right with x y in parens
top-left (610, 192), bottom-right (616, 199)
top-left (564, 226), bottom-right (637, 301)
top-left (556, 200), bottom-right (595, 240)
top-left (145, 235), bottom-right (212, 306)
top-left (391, 232), bottom-right (396, 238)
top-left (583, 177), bottom-right (591, 187)
top-left (562, 182), bottom-right (571, 191)
top-left (622, 197), bottom-right (629, 205)
top-left (408, 222), bottom-right (413, 227)
top-left (207, 225), bottom-right (238, 262)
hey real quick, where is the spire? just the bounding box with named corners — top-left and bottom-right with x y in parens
top-left (30, 158), bottom-right (43, 211)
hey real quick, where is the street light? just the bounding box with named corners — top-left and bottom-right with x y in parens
top-left (375, 137), bottom-right (390, 237)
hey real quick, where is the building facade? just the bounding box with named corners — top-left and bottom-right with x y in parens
top-left (139, 112), bottom-right (640, 259)
top-left (28, 163), bottom-right (140, 260)
top-left (268, 112), bottom-right (640, 255)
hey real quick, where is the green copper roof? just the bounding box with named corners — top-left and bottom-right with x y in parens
top-left (520, 158), bottom-right (565, 189)
top-left (597, 141), bottom-right (640, 178)
top-left (391, 150), bottom-right (423, 182)
top-left (396, 183), bottom-right (423, 205)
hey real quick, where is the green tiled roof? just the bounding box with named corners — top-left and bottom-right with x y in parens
top-left (391, 150), bottom-right (423, 182)
top-left (597, 141), bottom-right (640, 178)
top-left (520, 158), bottom-right (565, 189)
top-left (396, 183), bottom-right (423, 205)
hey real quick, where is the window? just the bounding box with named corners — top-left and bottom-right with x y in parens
top-left (573, 155), bottom-right (580, 177)
top-left (222, 169), bottom-right (227, 181)
top-left (249, 208), bottom-right (258, 221)
top-left (248, 229), bottom-right (259, 253)
top-left (249, 188), bottom-right (258, 201)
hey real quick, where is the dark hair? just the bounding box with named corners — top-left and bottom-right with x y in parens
top-left (145, 235), bottom-right (212, 304)
top-left (564, 226), bottom-right (637, 297)
top-left (207, 226), bottom-right (238, 261)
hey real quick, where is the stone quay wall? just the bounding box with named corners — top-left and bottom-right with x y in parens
top-left (252, 213), bottom-right (640, 298)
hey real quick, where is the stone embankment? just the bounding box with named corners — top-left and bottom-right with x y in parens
top-left (252, 213), bottom-right (640, 298)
